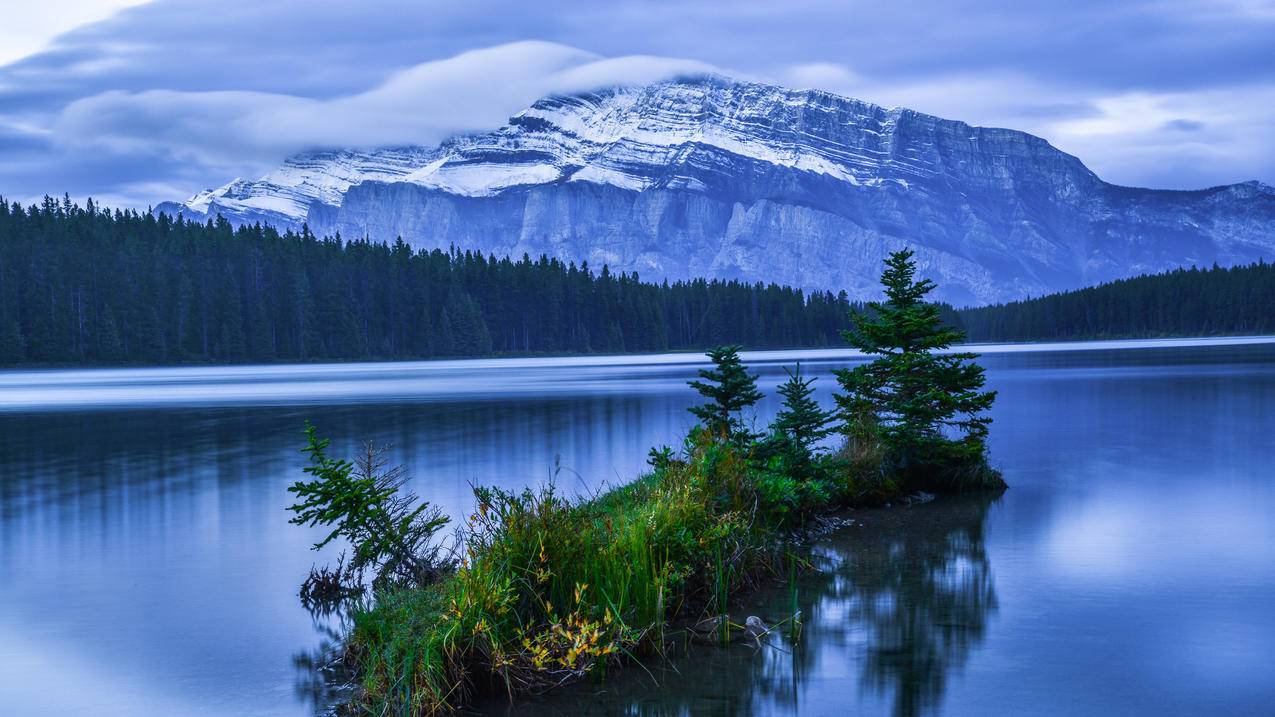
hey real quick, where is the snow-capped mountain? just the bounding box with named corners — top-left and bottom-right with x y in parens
top-left (157, 75), bottom-right (1275, 305)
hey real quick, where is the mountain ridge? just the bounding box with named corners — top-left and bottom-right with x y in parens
top-left (157, 74), bottom-right (1275, 305)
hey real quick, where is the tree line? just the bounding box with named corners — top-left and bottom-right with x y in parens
top-left (958, 260), bottom-right (1275, 342)
top-left (0, 196), bottom-right (860, 365)
top-left (8, 195), bottom-right (1260, 366)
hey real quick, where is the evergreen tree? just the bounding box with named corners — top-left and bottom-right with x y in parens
top-left (290, 266), bottom-right (315, 359)
top-left (0, 195), bottom-right (863, 367)
top-left (688, 345), bottom-right (763, 442)
top-left (772, 363), bottom-right (834, 454)
top-left (95, 306), bottom-right (124, 362)
top-left (833, 250), bottom-right (998, 489)
top-left (137, 306), bottom-right (167, 361)
top-left (445, 289), bottom-right (492, 356)
top-left (413, 301), bottom-right (435, 356)
top-left (605, 322), bottom-right (625, 353)
top-left (957, 260), bottom-right (1275, 342)
top-left (288, 424), bottom-right (450, 587)
top-left (0, 314), bottom-right (24, 363)
top-left (435, 307), bottom-right (457, 356)
top-left (13, 194), bottom-right (1269, 369)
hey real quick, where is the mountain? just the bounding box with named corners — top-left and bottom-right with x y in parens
top-left (156, 75), bottom-right (1275, 305)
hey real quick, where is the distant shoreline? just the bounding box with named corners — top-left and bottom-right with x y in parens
top-left (3, 333), bottom-right (1274, 374)
top-left (4, 335), bottom-right (1273, 414)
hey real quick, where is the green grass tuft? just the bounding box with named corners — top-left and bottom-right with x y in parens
top-left (343, 429), bottom-right (865, 714)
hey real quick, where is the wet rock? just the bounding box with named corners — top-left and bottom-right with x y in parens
top-left (904, 491), bottom-right (936, 506)
top-left (744, 616), bottom-right (769, 639)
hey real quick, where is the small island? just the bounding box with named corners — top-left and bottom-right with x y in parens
top-left (288, 250), bottom-right (1005, 714)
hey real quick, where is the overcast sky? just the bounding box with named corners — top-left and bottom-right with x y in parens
top-left (1, 0), bottom-right (1273, 208)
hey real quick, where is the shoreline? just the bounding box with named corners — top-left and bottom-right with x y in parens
top-left (1, 333), bottom-right (1273, 375)
top-left (3, 335), bottom-right (1273, 413)
top-left (463, 492), bottom-right (1002, 715)
top-left (333, 428), bottom-right (1006, 714)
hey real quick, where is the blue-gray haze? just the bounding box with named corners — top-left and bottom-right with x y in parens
top-left (1, 0), bottom-right (1273, 208)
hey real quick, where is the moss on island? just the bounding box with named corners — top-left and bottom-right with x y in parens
top-left (289, 250), bottom-right (1005, 714)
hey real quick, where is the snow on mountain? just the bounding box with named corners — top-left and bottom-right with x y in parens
top-left (157, 74), bottom-right (1275, 305)
top-left (162, 145), bottom-right (442, 225)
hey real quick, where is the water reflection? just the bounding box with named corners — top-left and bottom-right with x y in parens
top-left (488, 496), bottom-right (998, 717)
top-left (3, 339), bottom-right (1273, 716)
top-left (841, 498), bottom-right (997, 717)
top-left (292, 599), bottom-right (357, 717)
top-left (0, 393), bottom-right (714, 716)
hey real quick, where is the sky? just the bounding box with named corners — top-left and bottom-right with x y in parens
top-left (1, 0), bottom-right (1273, 209)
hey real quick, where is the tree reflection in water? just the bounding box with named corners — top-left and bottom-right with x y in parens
top-left (840, 496), bottom-right (998, 717)
top-left (313, 495), bottom-right (1000, 717)
top-left (294, 596), bottom-right (359, 716)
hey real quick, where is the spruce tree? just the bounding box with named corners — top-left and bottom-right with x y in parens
top-left (95, 306), bottom-right (124, 362)
top-left (288, 424), bottom-right (450, 587)
top-left (772, 363), bottom-right (834, 454)
top-left (688, 345), bottom-right (762, 441)
top-left (137, 306), bottom-right (167, 361)
top-left (0, 195), bottom-right (865, 367)
top-left (435, 306), bottom-right (456, 356)
top-left (834, 249), bottom-right (999, 489)
top-left (0, 314), bottom-right (25, 363)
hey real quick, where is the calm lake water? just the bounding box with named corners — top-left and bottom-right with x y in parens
top-left (2, 338), bottom-right (1274, 716)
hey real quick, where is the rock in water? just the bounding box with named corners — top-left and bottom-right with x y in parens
top-left (745, 615), bottom-right (769, 640)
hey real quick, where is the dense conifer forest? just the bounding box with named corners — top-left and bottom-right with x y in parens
top-left (6, 197), bottom-right (1266, 366)
top-left (958, 261), bottom-right (1275, 342)
top-left (0, 197), bottom-right (858, 365)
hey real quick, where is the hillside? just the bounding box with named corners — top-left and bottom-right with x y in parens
top-left (158, 75), bottom-right (1275, 305)
top-left (0, 197), bottom-right (853, 366)
top-left (958, 261), bottom-right (1275, 342)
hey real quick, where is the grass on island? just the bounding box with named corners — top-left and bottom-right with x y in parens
top-left (347, 431), bottom-right (845, 712)
top-left (289, 249), bottom-right (1006, 715)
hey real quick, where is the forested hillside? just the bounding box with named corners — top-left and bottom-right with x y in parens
top-left (958, 261), bottom-right (1275, 342)
top-left (7, 196), bottom-right (1265, 367)
top-left (0, 197), bottom-right (857, 365)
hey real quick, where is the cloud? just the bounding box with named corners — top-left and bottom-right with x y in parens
top-left (1161, 119), bottom-right (1207, 133)
top-left (1046, 87), bottom-right (1275, 187)
top-left (0, 121), bottom-right (50, 153)
top-left (781, 63), bottom-right (860, 94)
top-left (0, 0), bottom-right (149, 65)
top-left (0, 0), bottom-right (1273, 207)
top-left (49, 42), bottom-right (718, 182)
top-left (762, 65), bottom-right (1275, 190)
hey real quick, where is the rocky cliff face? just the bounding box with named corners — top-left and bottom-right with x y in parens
top-left (158, 75), bottom-right (1275, 305)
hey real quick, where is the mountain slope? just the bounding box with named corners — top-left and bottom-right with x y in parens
top-left (157, 75), bottom-right (1275, 305)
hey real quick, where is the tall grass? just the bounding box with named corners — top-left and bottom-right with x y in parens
top-left (339, 433), bottom-right (1003, 714)
top-left (345, 430), bottom-right (823, 714)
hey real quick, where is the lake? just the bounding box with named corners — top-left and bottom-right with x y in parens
top-left (2, 338), bottom-right (1274, 716)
